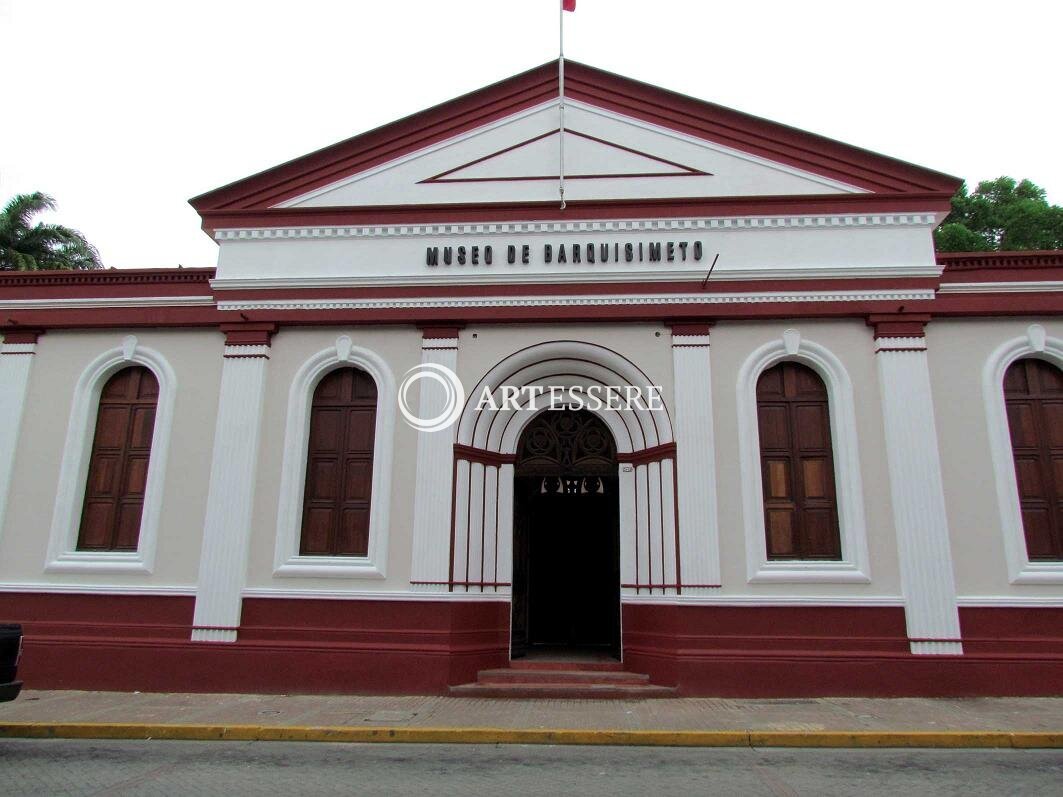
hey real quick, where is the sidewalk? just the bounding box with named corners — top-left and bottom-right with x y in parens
top-left (2, 690), bottom-right (1062, 747)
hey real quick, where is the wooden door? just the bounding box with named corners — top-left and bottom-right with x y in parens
top-left (1004, 357), bottom-right (1063, 560)
top-left (77, 366), bottom-right (159, 551)
top-left (300, 368), bottom-right (377, 557)
top-left (756, 361), bottom-right (841, 560)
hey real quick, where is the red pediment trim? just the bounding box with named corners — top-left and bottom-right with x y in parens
top-left (190, 60), bottom-right (961, 226)
top-left (420, 128), bottom-right (709, 184)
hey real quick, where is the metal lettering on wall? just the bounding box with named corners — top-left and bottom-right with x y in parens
top-left (426, 240), bottom-right (705, 268)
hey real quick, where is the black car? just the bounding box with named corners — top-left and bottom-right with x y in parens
top-left (0, 624), bottom-right (23, 702)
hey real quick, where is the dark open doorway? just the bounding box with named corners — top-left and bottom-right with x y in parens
top-left (511, 408), bottom-right (621, 660)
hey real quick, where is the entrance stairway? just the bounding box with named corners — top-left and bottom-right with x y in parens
top-left (449, 657), bottom-right (676, 699)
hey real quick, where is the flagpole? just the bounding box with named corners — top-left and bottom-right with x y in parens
top-left (558, 0), bottom-right (566, 210)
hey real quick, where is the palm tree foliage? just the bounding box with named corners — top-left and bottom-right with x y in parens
top-left (0, 192), bottom-right (103, 270)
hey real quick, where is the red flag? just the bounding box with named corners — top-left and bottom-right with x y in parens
top-left (562, 0), bottom-right (576, 11)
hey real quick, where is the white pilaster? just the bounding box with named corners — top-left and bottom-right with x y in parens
top-left (495, 463), bottom-right (515, 587)
top-left (0, 340), bottom-right (37, 541)
top-left (671, 331), bottom-right (722, 592)
top-left (192, 343), bottom-right (270, 642)
top-left (618, 464), bottom-right (637, 595)
top-left (875, 335), bottom-right (963, 655)
top-left (410, 336), bottom-right (460, 592)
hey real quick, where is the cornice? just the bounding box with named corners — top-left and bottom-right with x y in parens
top-left (209, 265), bottom-right (941, 290)
top-left (0, 296), bottom-right (215, 310)
top-left (217, 288), bottom-right (935, 313)
top-left (0, 268), bottom-right (215, 287)
top-left (213, 212), bottom-right (939, 241)
top-left (937, 251), bottom-right (1063, 271)
top-left (198, 194), bottom-right (953, 233)
top-left (937, 281), bottom-right (1063, 294)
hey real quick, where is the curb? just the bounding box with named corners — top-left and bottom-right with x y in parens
top-left (1, 723), bottom-right (1061, 748)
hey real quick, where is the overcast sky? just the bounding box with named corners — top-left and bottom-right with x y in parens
top-left (1, 0), bottom-right (1060, 269)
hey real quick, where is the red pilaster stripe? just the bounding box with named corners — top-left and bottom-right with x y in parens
top-left (453, 444), bottom-right (517, 467)
top-left (617, 441), bottom-right (677, 466)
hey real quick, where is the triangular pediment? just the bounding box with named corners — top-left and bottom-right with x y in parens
top-left (422, 129), bottom-right (707, 183)
top-left (274, 100), bottom-right (865, 209)
top-left (191, 60), bottom-right (961, 226)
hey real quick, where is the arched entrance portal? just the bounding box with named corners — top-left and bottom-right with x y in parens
top-left (511, 409), bottom-right (621, 659)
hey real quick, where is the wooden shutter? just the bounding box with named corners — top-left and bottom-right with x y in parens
top-left (300, 367), bottom-right (378, 556)
top-left (1004, 357), bottom-right (1063, 560)
top-left (77, 366), bottom-right (159, 551)
top-left (756, 361), bottom-right (841, 560)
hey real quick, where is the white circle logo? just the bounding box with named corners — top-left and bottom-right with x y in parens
top-left (398, 363), bottom-right (465, 432)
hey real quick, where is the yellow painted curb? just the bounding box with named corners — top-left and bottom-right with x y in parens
top-left (0, 723), bottom-right (1061, 748)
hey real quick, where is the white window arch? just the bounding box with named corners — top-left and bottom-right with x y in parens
top-left (982, 323), bottom-right (1063, 583)
top-left (273, 335), bottom-right (396, 578)
top-left (736, 329), bottom-right (871, 583)
top-left (46, 335), bottom-right (177, 574)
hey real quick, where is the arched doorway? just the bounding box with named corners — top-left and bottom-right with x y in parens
top-left (511, 408), bottom-right (621, 659)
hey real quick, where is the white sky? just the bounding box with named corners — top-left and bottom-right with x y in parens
top-left (1, 0), bottom-right (1060, 269)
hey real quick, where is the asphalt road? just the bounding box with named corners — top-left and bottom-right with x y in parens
top-left (1, 739), bottom-right (1061, 796)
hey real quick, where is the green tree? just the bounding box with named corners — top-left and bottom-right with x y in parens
top-left (935, 177), bottom-right (1063, 252)
top-left (0, 192), bottom-right (103, 271)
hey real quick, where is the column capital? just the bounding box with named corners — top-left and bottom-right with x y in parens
top-left (1, 328), bottom-right (45, 346)
top-left (866, 313), bottom-right (931, 339)
top-left (220, 323), bottom-right (276, 358)
top-left (416, 325), bottom-right (463, 344)
top-left (219, 322), bottom-right (276, 347)
top-left (667, 321), bottom-right (715, 337)
top-left (418, 325), bottom-right (463, 341)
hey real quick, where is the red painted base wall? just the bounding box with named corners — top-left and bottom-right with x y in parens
top-left (2, 593), bottom-right (1061, 696)
top-left (1, 593), bottom-right (508, 694)
top-left (623, 604), bottom-right (1063, 697)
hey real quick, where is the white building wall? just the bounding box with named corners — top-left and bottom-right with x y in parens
top-left (707, 319), bottom-right (903, 600)
top-left (4, 316), bottom-right (1059, 609)
top-left (928, 318), bottom-right (1063, 602)
top-left (0, 329), bottom-right (221, 591)
top-left (242, 326), bottom-right (423, 594)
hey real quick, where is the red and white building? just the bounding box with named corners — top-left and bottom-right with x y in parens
top-left (1, 62), bottom-right (1061, 696)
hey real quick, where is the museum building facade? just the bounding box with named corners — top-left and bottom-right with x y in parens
top-left (1, 62), bottom-right (1061, 696)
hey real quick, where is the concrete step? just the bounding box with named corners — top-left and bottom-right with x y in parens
top-left (476, 668), bottom-right (650, 686)
top-left (448, 682), bottom-right (677, 699)
top-left (508, 659), bottom-right (625, 673)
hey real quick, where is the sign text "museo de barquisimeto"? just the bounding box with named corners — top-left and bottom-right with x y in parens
top-left (426, 240), bottom-right (706, 268)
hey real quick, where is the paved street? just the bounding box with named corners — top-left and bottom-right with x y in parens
top-left (1, 739), bottom-right (1062, 796)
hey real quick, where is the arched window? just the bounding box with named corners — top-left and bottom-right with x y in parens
top-left (1004, 357), bottom-right (1063, 560)
top-left (76, 366), bottom-right (159, 551)
top-left (300, 367), bottom-right (378, 557)
top-left (756, 361), bottom-right (841, 560)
